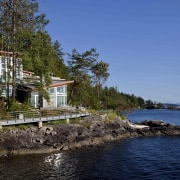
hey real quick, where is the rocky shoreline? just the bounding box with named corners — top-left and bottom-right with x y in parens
top-left (0, 114), bottom-right (180, 157)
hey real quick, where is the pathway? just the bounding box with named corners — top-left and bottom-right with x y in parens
top-left (0, 112), bottom-right (91, 128)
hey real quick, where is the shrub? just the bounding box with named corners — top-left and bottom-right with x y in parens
top-left (8, 100), bottom-right (31, 112)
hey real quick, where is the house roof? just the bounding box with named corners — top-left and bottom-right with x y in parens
top-left (50, 80), bottom-right (74, 88)
top-left (18, 80), bottom-right (74, 91)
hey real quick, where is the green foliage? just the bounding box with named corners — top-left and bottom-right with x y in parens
top-left (16, 123), bottom-right (34, 130)
top-left (100, 86), bottom-right (146, 111)
top-left (51, 41), bottom-right (69, 79)
top-left (0, 0), bottom-right (45, 101)
top-left (157, 103), bottom-right (165, 109)
top-left (8, 100), bottom-right (24, 111)
top-left (8, 99), bottom-right (31, 112)
top-left (145, 99), bottom-right (154, 107)
top-left (67, 48), bottom-right (99, 104)
top-left (105, 111), bottom-right (119, 122)
top-left (119, 113), bottom-right (127, 120)
top-left (91, 60), bottom-right (109, 103)
top-left (44, 119), bottom-right (67, 125)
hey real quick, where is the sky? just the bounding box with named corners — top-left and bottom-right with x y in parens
top-left (38, 0), bottom-right (180, 103)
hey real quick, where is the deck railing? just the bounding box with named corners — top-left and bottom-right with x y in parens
top-left (0, 110), bottom-right (91, 127)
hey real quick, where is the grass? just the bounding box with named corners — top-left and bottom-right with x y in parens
top-left (119, 113), bottom-right (127, 120)
top-left (16, 123), bottom-right (35, 130)
top-left (45, 119), bottom-right (67, 125)
top-left (105, 111), bottom-right (127, 122)
top-left (0, 123), bottom-right (35, 132)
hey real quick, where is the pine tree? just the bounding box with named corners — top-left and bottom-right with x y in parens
top-left (67, 48), bottom-right (98, 105)
top-left (0, 0), bottom-right (50, 108)
top-left (91, 60), bottom-right (109, 104)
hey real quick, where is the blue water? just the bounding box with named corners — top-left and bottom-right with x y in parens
top-left (127, 109), bottom-right (180, 125)
top-left (0, 110), bottom-right (180, 180)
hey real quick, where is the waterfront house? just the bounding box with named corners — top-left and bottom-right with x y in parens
top-left (0, 51), bottom-right (73, 108)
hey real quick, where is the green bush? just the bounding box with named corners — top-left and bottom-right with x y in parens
top-left (8, 100), bottom-right (31, 112)
top-left (119, 113), bottom-right (127, 120)
top-left (105, 111), bottom-right (118, 122)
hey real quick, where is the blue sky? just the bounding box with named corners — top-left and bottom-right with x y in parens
top-left (39, 0), bottom-right (180, 103)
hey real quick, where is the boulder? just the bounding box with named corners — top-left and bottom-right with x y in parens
top-left (140, 120), bottom-right (170, 127)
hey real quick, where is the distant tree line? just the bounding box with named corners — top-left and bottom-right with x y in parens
top-left (0, 0), bottom-right (161, 111)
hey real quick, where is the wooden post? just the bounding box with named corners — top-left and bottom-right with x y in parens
top-left (66, 118), bottom-right (70, 123)
top-left (38, 121), bottom-right (43, 128)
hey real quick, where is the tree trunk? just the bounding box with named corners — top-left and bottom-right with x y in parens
top-left (12, 0), bottom-right (16, 100)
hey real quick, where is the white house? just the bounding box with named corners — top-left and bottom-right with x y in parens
top-left (0, 51), bottom-right (74, 109)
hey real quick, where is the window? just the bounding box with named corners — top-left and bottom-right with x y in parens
top-left (0, 57), bottom-right (5, 82)
top-left (9, 86), bottom-right (12, 96)
top-left (57, 96), bottom-right (67, 107)
top-left (56, 86), bottom-right (67, 107)
top-left (16, 60), bottom-right (23, 80)
top-left (49, 88), bottom-right (54, 101)
top-left (1, 69), bottom-right (5, 82)
top-left (1, 63), bottom-right (5, 69)
top-left (31, 92), bottom-right (39, 108)
top-left (57, 87), bottom-right (63, 94)
top-left (1, 57), bottom-right (5, 64)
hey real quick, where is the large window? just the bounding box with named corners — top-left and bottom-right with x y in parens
top-left (16, 59), bottom-right (23, 80)
top-left (0, 57), bottom-right (6, 82)
top-left (57, 96), bottom-right (67, 107)
top-left (57, 86), bottom-right (66, 94)
top-left (49, 88), bottom-right (54, 102)
top-left (57, 86), bottom-right (67, 107)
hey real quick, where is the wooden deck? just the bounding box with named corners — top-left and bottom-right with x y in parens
top-left (0, 112), bottom-right (91, 128)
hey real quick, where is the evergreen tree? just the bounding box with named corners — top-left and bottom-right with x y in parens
top-left (51, 40), bottom-right (69, 79)
top-left (0, 0), bottom-right (41, 100)
top-left (91, 60), bottom-right (109, 104)
top-left (24, 31), bottom-right (54, 105)
top-left (67, 48), bottom-right (98, 105)
top-left (0, 0), bottom-right (49, 109)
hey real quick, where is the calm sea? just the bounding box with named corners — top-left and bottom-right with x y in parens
top-left (0, 109), bottom-right (180, 180)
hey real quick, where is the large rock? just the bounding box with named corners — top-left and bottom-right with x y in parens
top-left (140, 120), bottom-right (170, 127)
top-left (137, 120), bottom-right (180, 136)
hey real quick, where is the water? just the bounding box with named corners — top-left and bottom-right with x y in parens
top-left (0, 110), bottom-right (180, 180)
top-left (127, 109), bottom-right (180, 125)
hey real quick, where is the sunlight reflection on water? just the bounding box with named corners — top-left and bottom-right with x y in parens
top-left (44, 152), bottom-right (64, 168)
